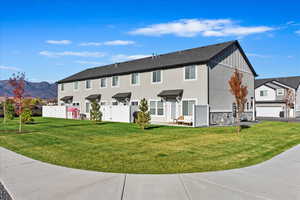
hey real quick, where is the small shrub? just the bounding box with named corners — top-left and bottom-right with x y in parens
top-left (136, 98), bottom-right (151, 130)
top-left (4, 100), bottom-right (15, 120)
top-left (90, 101), bottom-right (102, 122)
top-left (21, 108), bottom-right (34, 124)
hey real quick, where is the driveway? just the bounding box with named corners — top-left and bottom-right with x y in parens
top-left (0, 146), bottom-right (300, 200)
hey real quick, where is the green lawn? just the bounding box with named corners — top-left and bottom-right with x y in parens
top-left (0, 117), bottom-right (299, 174)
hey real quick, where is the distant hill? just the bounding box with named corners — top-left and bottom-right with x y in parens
top-left (0, 80), bottom-right (57, 99)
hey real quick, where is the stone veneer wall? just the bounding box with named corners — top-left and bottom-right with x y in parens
top-left (210, 112), bottom-right (253, 125)
top-left (0, 182), bottom-right (12, 200)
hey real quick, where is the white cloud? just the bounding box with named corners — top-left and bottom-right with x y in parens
top-left (287, 55), bottom-right (294, 59)
top-left (103, 40), bottom-right (135, 46)
top-left (247, 53), bottom-right (271, 58)
top-left (130, 19), bottom-right (274, 37)
top-left (0, 65), bottom-right (20, 71)
top-left (75, 60), bottom-right (104, 66)
top-left (46, 40), bottom-right (72, 45)
top-left (295, 30), bottom-right (300, 35)
top-left (79, 42), bottom-right (102, 46)
top-left (111, 54), bottom-right (151, 62)
top-left (39, 51), bottom-right (106, 58)
top-left (79, 40), bottom-right (135, 46)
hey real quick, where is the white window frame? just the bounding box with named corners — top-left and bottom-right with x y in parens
top-left (85, 80), bottom-right (92, 90)
top-left (149, 99), bottom-right (165, 117)
top-left (111, 76), bottom-right (119, 87)
top-left (151, 70), bottom-right (163, 84)
top-left (260, 90), bottom-right (268, 97)
top-left (74, 81), bottom-right (79, 91)
top-left (183, 65), bottom-right (197, 81)
top-left (131, 73), bottom-right (140, 86)
top-left (85, 101), bottom-right (90, 113)
top-left (181, 98), bottom-right (197, 116)
top-left (276, 88), bottom-right (284, 96)
top-left (100, 78), bottom-right (107, 88)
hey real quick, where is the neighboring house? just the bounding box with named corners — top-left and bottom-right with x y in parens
top-left (255, 76), bottom-right (300, 118)
top-left (57, 40), bottom-right (257, 125)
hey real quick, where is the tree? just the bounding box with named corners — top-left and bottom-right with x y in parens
top-left (228, 69), bottom-right (248, 134)
top-left (21, 108), bottom-right (34, 124)
top-left (9, 73), bottom-right (26, 133)
top-left (136, 98), bottom-right (151, 130)
top-left (4, 99), bottom-right (15, 121)
top-left (284, 89), bottom-right (294, 121)
top-left (90, 101), bottom-right (102, 122)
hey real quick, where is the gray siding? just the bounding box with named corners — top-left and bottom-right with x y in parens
top-left (58, 64), bottom-right (208, 122)
top-left (296, 86), bottom-right (300, 117)
top-left (208, 44), bottom-right (255, 112)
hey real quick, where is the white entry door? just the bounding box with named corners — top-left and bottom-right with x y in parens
top-left (167, 101), bottom-right (177, 121)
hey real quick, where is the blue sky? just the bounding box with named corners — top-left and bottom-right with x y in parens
top-left (1, 0), bottom-right (300, 82)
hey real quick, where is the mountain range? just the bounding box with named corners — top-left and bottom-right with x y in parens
top-left (0, 80), bottom-right (57, 99)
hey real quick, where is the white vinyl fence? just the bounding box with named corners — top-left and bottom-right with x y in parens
top-left (101, 105), bottom-right (139, 123)
top-left (42, 106), bottom-right (67, 119)
top-left (193, 105), bottom-right (210, 127)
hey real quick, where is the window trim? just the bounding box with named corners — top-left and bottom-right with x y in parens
top-left (131, 73), bottom-right (140, 86)
top-left (100, 78), bottom-right (107, 88)
top-left (276, 88), bottom-right (284, 96)
top-left (111, 76), bottom-right (120, 87)
top-left (85, 101), bottom-right (91, 113)
top-left (183, 65), bottom-right (197, 81)
top-left (85, 80), bottom-right (92, 90)
top-left (149, 99), bottom-right (165, 117)
top-left (74, 81), bottom-right (79, 91)
top-left (181, 98), bottom-right (197, 116)
top-left (151, 70), bottom-right (163, 84)
top-left (260, 90), bottom-right (268, 97)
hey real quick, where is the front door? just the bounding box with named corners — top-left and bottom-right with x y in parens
top-left (168, 101), bottom-right (176, 122)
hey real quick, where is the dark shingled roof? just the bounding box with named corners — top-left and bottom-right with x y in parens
top-left (157, 89), bottom-right (183, 98)
top-left (112, 92), bottom-right (131, 99)
top-left (60, 96), bottom-right (73, 102)
top-left (85, 94), bottom-right (101, 101)
top-left (255, 76), bottom-right (300, 89)
top-left (57, 40), bottom-right (257, 84)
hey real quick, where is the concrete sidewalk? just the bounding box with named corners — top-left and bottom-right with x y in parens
top-left (0, 146), bottom-right (300, 200)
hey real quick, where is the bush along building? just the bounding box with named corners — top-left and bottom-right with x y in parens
top-left (56, 40), bottom-right (256, 126)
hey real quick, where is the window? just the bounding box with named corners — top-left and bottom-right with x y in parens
top-left (260, 90), bottom-right (268, 97)
top-left (74, 81), bottom-right (78, 90)
top-left (61, 83), bottom-right (64, 91)
top-left (131, 101), bottom-right (138, 106)
top-left (152, 70), bottom-right (161, 83)
top-left (100, 102), bottom-right (106, 106)
top-left (184, 65), bottom-right (196, 80)
top-left (157, 101), bottom-right (164, 115)
top-left (112, 76), bottom-right (119, 87)
top-left (182, 100), bottom-right (196, 116)
top-left (85, 102), bottom-right (90, 113)
top-left (86, 80), bottom-right (91, 89)
top-left (112, 101), bottom-right (118, 106)
top-left (277, 89), bottom-right (284, 96)
top-left (131, 73), bottom-right (139, 85)
top-left (149, 100), bottom-right (164, 116)
top-left (100, 78), bottom-right (106, 88)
